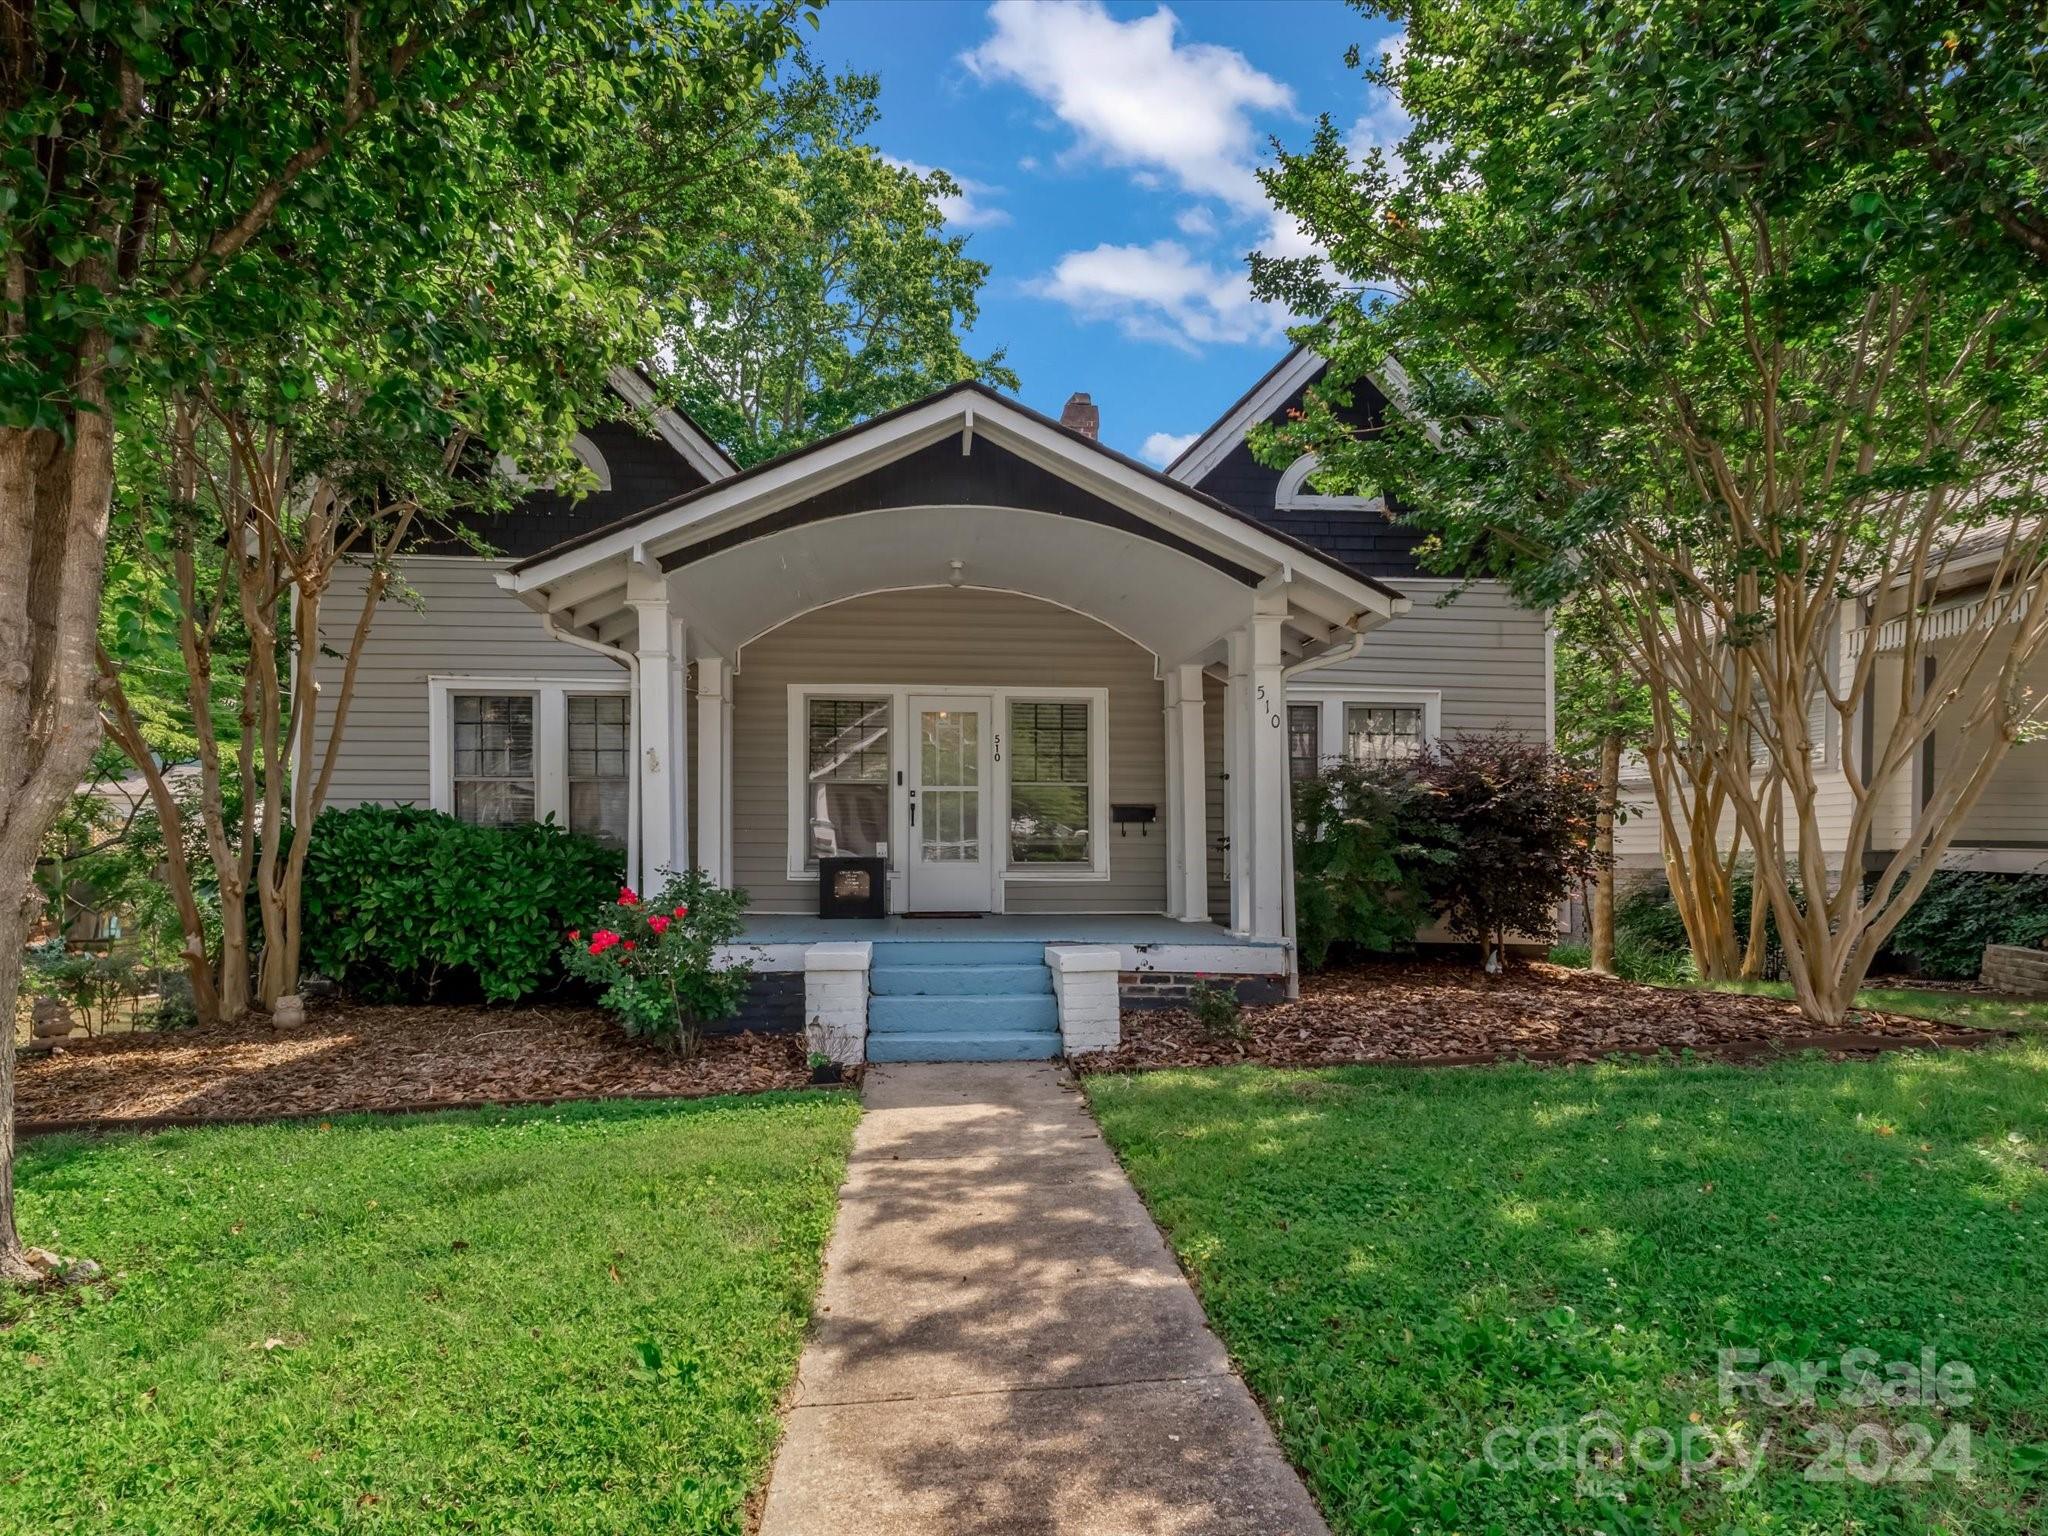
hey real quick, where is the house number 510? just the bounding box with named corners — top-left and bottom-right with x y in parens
top-left (1256, 683), bottom-right (1281, 728)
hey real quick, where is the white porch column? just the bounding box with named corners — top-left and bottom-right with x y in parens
top-left (1223, 599), bottom-right (1293, 942)
top-left (695, 654), bottom-right (732, 884)
top-left (626, 570), bottom-right (684, 886)
top-left (1224, 628), bottom-right (1253, 934)
top-left (1244, 599), bottom-right (1290, 942)
top-left (1164, 663), bottom-right (1208, 922)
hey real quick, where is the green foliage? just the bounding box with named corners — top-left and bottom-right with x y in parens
top-left (561, 871), bottom-right (753, 1051)
top-left (1185, 979), bottom-right (1247, 1042)
top-left (1292, 757), bottom-right (1439, 969)
top-left (300, 806), bottom-right (624, 1004)
top-left (1548, 938), bottom-right (1698, 987)
top-left (654, 72), bottom-right (1017, 465)
top-left (3, 1094), bottom-right (860, 1533)
top-left (1887, 872), bottom-right (2048, 980)
top-left (1615, 883), bottom-right (1696, 959)
top-left (1089, 1042), bottom-right (2048, 1534)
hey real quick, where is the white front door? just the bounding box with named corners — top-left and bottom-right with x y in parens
top-left (907, 694), bottom-right (994, 911)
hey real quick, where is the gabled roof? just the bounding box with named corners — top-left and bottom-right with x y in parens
top-left (499, 380), bottom-right (1409, 669)
top-left (508, 379), bottom-right (1400, 603)
top-left (1165, 343), bottom-right (1325, 487)
top-left (607, 366), bottom-right (737, 483)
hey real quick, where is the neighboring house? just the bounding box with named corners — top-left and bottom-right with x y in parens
top-left (1613, 527), bottom-right (2048, 879)
top-left (308, 347), bottom-right (1553, 1058)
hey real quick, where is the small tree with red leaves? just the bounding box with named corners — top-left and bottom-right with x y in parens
top-left (1417, 733), bottom-right (1605, 973)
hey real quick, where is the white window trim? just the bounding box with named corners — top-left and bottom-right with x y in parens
top-left (1285, 684), bottom-right (1443, 772)
top-left (428, 675), bottom-right (633, 836)
top-left (784, 684), bottom-right (1112, 897)
top-left (1275, 452), bottom-right (1388, 513)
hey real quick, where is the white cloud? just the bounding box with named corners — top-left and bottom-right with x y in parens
top-left (1347, 30), bottom-right (1411, 162)
top-left (881, 154), bottom-right (1012, 230)
top-left (963, 1), bottom-right (1294, 212)
top-left (1174, 205), bottom-right (1218, 239)
top-left (1140, 430), bottom-right (1198, 467)
top-left (1025, 239), bottom-right (1288, 354)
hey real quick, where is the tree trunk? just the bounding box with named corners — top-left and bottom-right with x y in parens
top-left (0, 368), bottom-right (118, 1281)
top-left (1591, 727), bottom-right (1622, 974)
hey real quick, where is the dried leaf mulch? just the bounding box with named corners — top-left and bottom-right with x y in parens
top-left (1082, 960), bottom-right (2001, 1073)
top-left (17, 1003), bottom-right (816, 1133)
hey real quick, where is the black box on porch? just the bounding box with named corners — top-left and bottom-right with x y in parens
top-left (818, 856), bottom-right (887, 919)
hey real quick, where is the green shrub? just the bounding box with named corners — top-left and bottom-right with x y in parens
top-left (1292, 758), bottom-right (1440, 969)
top-left (561, 870), bottom-right (751, 1051)
top-left (1548, 937), bottom-right (1700, 986)
top-left (301, 805), bottom-right (625, 1003)
top-left (1614, 882), bottom-right (1693, 956)
top-left (1185, 978), bottom-right (1247, 1040)
top-left (1886, 870), bottom-right (2048, 979)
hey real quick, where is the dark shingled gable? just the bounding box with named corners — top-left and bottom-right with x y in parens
top-left (422, 418), bottom-right (712, 559)
top-left (1186, 360), bottom-right (1435, 580)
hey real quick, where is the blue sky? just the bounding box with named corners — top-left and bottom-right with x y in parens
top-left (808, 0), bottom-right (1406, 466)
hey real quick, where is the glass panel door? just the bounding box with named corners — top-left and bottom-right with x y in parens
top-left (908, 695), bottom-right (993, 911)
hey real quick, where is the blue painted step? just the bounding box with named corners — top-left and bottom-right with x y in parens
top-left (868, 940), bottom-right (1045, 968)
top-left (870, 964), bottom-right (1052, 997)
top-left (869, 1030), bottom-right (1061, 1062)
top-left (868, 993), bottom-right (1059, 1035)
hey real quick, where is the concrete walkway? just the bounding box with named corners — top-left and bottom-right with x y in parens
top-left (757, 1063), bottom-right (1329, 1536)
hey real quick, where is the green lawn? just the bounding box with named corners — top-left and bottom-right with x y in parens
top-left (1088, 1045), bottom-right (2048, 1535)
top-left (1700, 977), bottom-right (2048, 1036)
top-left (1, 1094), bottom-right (860, 1534)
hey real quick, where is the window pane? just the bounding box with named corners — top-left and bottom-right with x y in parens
top-left (566, 693), bottom-right (632, 847)
top-left (1288, 704), bottom-right (1321, 782)
top-left (451, 694), bottom-right (534, 827)
top-left (1344, 703), bottom-right (1425, 762)
top-left (808, 697), bottom-right (891, 861)
top-left (1009, 700), bottom-right (1090, 863)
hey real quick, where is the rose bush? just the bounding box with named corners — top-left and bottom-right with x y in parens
top-left (561, 870), bottom-right (752, 1051)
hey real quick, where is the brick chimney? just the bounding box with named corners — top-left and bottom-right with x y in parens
top-left (1060, 391), bottom-right (1100, 440)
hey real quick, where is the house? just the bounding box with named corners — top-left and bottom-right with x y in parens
top-left (1612, 525), bottom-right (2048, 883)
top-left (307, 348), bottom-right (1553, 1060)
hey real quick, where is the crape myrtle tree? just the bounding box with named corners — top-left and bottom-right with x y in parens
top-left (0, 0), bottom-right (806, 1282)
top-left (1252, 0), bottom-right (2048, 1025)
top-left (90, 5), bottom-right (806, 1028)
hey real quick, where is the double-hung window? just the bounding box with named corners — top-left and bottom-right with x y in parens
top-left (1343, 702), bottom-right (1427, 762)
top-left (435, 679), bottom-right (633, 847)
top-left (1288, 704), bottom-right (1322, 781)
top-left (1008, 700), bottom-right (1091, 864)
top-left (804, 696), bottom-right (892, 864)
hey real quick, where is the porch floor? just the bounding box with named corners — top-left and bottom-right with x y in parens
top-left (737, 913), bottom-right (1281, 949)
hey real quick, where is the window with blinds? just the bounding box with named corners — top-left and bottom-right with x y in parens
top-left (1288, 704), bottom-right (1322, 781)
top-left (1008, 700), bottom-right (1091, 863)
top-left (567, 693), bottom-right (631, 847)
top-left (1344, 702), bottom-right (1426, 762)
top-left (452, 694), bottom-right (535, 827)
top-left (806, 697), bottom-right (892, 863)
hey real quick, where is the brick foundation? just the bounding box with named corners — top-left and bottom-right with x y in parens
top-left (1119, 972), bottom-right (1288, 1009)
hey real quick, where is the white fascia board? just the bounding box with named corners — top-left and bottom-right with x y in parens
top-left (606, 366), bottom-right (736, 484)
top-left (506, 397), bottom-right (967, 592)
top-left (1165, 346), bottom-right (1325, 487)
top-left (972, 404), bottom-right (1401, 624)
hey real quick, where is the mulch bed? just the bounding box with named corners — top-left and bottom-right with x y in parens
top-left (16, 1004), bottom-right (816, 1135)
top-left (1081, 960), bottom-right (2007, 1073)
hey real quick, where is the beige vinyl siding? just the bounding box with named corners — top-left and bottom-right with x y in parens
top-left (308, 556), bottom-right (623, 810)
top-left (1302, 578), bottom-right (1551, 739)
top-left (1941, 643), bottom-right (2048, 850)
top-left (731, 588), bottom-right (1167, 914)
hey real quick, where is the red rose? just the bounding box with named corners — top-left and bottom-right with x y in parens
top-left (567, 929), bottom-right (581, 942)
top-left (618, 886), bottom-right (639, 906)
top-left (588, 929), bottom-right (622, 955)
top-left (648, 915), bottom-right (670, 935)
top-left (672, 903), bottom-right (688, 918)
top-left (622, 939), bottom-right (636, 951)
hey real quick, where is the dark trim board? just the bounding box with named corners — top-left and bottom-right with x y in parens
top-left (660, 436), bottom-right (1265, 586)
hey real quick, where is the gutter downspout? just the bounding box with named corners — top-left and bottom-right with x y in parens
top-left (543, 611), bottom-right (642, 891)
